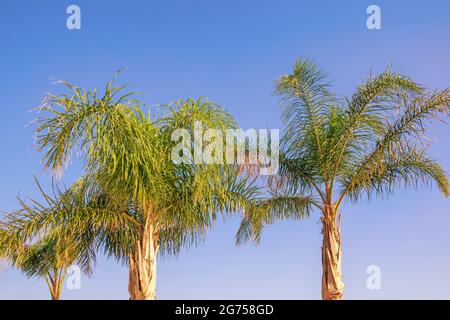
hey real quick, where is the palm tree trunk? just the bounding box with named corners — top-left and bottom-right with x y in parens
top-left (321, 211), bottom-right (344, 300)
top-left (128, 214), bottom-right (159, 300)
top-left (50, 280), bottom-right (62, 300)
top-left (45, 270), bottom-right (64, 300)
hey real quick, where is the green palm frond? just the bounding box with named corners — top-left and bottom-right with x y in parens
top-left (236, 194), bottom-right (314, 245)
top-left (275, 59), bottom-right (334, 180)
top-left (29, 77), bottom-right (263, 266)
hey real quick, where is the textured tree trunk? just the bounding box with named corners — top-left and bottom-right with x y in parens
top-left (50, 281), bottom-right (62, 300)
top-left (46, 270), bottom-right (63, 300)
top-left (321, 211), bottom-right (344, 300)
top-left (128, 214), bottom-right (159, 300)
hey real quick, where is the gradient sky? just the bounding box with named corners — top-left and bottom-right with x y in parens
top-left (0, 0), bottom-right (449, 299)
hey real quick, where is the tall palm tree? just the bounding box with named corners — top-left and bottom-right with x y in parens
top-left (237, 59), bottom-right (450, 300)
top-left (0, 181), bottom-right (96, 300)
top-left (29, 79), bottom-right (259, 299)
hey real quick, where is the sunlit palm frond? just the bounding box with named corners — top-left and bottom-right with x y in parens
top-left (337, 89), bottom-right (450, 207)
top-left (236, 194), bottom-right (314, 245)
top-left (275, 59), bottom-right (335, 179)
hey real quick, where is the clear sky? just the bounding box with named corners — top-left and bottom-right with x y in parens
top-left (0, 0), bottom-right (449, 299)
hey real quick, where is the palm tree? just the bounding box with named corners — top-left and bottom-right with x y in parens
top-left (12, 237), bottom-right (71, 300)
top-left (1, 230), bottom-right (65, 300)
top-left (237, 59), bottom-right (450, 300)
top-left (30, 79), bottom-right (259, 300)
top-left (0, 181), bottom-right (96, 300)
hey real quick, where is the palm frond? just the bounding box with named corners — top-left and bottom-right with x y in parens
top-left (337, 89), bottom-right (450, 207)
top-left (275, 59), bottom-right (335, 180)
top-left (236, 194), bottom-right (314, 245)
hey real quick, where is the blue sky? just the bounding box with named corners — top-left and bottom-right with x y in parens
top-left (0, 0), bottom-right (449, 299)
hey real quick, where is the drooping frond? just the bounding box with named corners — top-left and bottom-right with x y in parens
top-left (329, 69), bottom-right (423, 180)
top-left (240, 59), bottom-right (449, 246)
top-left (14, 235), bottom-right (72, 278)
top-left (34, 78), bottom-right (263, 260)
top-left (160, 97), bottom-right (238, 133)
top-left (158, 165), bottom-right (262, 256)
top-left (34, 79), bottom-right (139, 177)
top-left (236, 193), bottom-right (314, 245)
top-left (275, 59), bottom-right (335, 180)
top-left (274, 152), bottom-right (325, 201)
